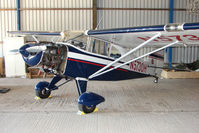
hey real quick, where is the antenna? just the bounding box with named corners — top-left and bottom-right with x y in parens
top-left (95, 15), bottom-right (104, 30)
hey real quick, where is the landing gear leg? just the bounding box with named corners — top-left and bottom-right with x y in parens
top-left (75, 77), bottom-right (105, 114)
top-left (75, 78), bottom-right (88, 95)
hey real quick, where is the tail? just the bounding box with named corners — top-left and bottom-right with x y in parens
top-left (147, 51), bottom-right (164, 77)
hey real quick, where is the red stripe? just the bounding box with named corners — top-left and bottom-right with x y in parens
top-left (67, 58), bottom-right (128, 72)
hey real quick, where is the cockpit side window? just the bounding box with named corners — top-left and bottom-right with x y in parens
top-left (109, 45), bottom-right (121, 59)
top-left (90, 39), bottom-right (109, 56)
top-left (72, 36), bottom-right (122, 59)
top-left (88, 39), bottom-right (121, 59)
top-left (68, 35), bottom-right (87, 50)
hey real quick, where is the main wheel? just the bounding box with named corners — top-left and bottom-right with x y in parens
top-left (78, 104), bottom-right (96, 114)
top-left (154, 78), bottom-right (158, 83)
top-left (36, 87), bottom-right (51, 99)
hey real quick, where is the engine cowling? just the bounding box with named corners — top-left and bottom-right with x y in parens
top-left (19, 42), bottom-right (68, 75)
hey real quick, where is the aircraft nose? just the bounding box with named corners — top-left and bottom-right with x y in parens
top-left (19, 44), bottom-right (32, 57)
top-left (19, 44), bottom-right (44, 66)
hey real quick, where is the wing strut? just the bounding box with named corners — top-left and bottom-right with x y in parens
top-left (32, 35), bottom-right (39, 43)
top-left (88, 32), bottom-right (161, 79)
top-left (89, 41), bottom-right (179, 79)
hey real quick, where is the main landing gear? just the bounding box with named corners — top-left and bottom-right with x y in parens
top-left (75, 78), bottom-right (105, 114)
top-left (78, 104), bottom-right (96, 114)
top-left (34, 76), bottom-right (105, 114)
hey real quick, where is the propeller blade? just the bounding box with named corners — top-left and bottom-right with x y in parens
top-left (9, 49), bottom-right (19, 54)
top-left (26, 45), bottom-right (47, 53)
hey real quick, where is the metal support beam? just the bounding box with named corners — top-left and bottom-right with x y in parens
top-left (169, 0), bottom-right (174, 23)
top-left (0, 8), bottom-right (187, 11)
top-left (93, 0), bottom-right (97, 29)
top-left (16, 0), bottom-right (21, 30)
top-left (168, 0), bottom-right (174, 69)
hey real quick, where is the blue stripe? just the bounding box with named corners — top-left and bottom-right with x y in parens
top-left (87, 25), bottom-right (165, 35)
top-left (183, 23), bottom-right (199, 30)
top-left (87, 22), bottom-right (199, 35)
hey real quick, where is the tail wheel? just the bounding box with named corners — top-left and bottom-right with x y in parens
top-left (36, 87), bottom-right (51, 99)
top-left (78, 104), bottom-right (96, 114)
top-left (154, 78), bottom-right (158, 83)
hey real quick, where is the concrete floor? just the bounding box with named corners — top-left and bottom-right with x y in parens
top-left (0, 77), bottom-right (199, 133)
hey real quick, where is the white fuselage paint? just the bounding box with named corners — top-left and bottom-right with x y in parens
top-left (66, 44), bottom-right (163, 77)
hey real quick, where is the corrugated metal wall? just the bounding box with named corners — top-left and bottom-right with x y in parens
top-left (97, 0), bottom-right (169, 29)
top-left (0, 0), bottom-right (92, 43)
top-left (174, 0), bottom-right (199, 23)
top-left (97, 0), bottom-right (199, 28)
top-left (164, 46), bottom-right (199, 63)
top-left (0, 0), bottom-right (198, 62)
top-left (20, 0), bottom-right (92, 31)
top-left (0, 0), bottom-right (17, 43)
top-left (171, 0), bottom-right (199, 63)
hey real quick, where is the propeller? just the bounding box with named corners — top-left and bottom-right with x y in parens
top-left (9, 49), bottom-right (19, 55)
top-left (9, 45), bottom-right (46, 55)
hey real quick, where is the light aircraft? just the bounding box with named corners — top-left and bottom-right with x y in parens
top-left (9, 22), bottom-right (199, 114)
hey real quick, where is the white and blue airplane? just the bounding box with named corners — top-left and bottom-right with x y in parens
top-left (9, 22), bottom-right (199, 114)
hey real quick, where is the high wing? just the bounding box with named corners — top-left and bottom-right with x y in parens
top-left (85, 22), bottom-right (199, 48)
top-left (86, 22), bottom-right (199, 79)
top-left (8, 30), bottom-right (84, 42)
top-left (8, 31), bottom-right (62, 36)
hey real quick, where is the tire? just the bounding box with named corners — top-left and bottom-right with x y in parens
top-left (35, 87), bottom-right (51, 99)
top-left (154, 78), bottom-right (158, 83)
top-left (78, 104), bottom-right (96, 114)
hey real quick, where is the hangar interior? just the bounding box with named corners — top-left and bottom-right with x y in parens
top-left (0, 0), bottom-right (199, 77)
top-left (0, 0), bottom-right (199, 133)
